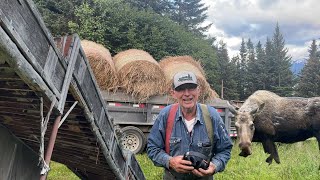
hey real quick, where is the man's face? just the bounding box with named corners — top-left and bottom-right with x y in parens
top-left (172, 84), bottom-right (200, 112)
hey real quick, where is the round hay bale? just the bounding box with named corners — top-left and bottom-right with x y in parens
top-left (81, 40), bottom-right (117, 90)
top-left (159, 56), bottom-right (219, 102)
top-left (113, 49), bottom-right (166, 101)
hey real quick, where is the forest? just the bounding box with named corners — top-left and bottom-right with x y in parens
top-left (34, 0), bottom-right (320, 100)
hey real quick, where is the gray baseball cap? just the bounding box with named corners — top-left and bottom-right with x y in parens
top-left (173, 71), bottom-right (198, 90)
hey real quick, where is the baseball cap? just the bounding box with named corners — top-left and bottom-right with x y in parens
top-left (173, 71), bottom-right (198, 90)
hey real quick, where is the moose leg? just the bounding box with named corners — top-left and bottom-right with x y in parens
top-left (315, 132), bottom-right (320, 170)
top-left (262, 138), bottom-right (280, 164)
top-left (262, 140), bottom-right (273, 164)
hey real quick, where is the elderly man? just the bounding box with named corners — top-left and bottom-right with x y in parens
top-left (147, 71), bottom-right (233, 180)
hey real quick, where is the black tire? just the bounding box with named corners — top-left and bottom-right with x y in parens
top-left (121, 126), bottom-right (146, 154)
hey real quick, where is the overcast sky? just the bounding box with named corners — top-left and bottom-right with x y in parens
top-left (202, 0), bottom-right (320, 62)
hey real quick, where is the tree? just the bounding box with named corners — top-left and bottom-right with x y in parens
top-left (246, 39), bottom-right (258, 95)
top-left (171, 0), bottom-right (211, 37)
top-left (34, 0), bottom-right (86, 36)
top-left (255, 41), bottom-right (268, 89)
top-left (215, 41), bottom-right (238, 99)
top-left (35, 0), bottom-right (220, 94)
top-left (236, 38), bottom-right (249, 100)
top-left (126, 0), bottom-right (173, 15)
top-left (270, 23), bottom-right (294, 96)
top-left (68, 2), bottom-right (106, 43)
top-left (295, 40), bottom-right (320, 97)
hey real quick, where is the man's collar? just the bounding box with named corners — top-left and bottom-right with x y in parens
top-left (176, 103), bottom-right (203, 124)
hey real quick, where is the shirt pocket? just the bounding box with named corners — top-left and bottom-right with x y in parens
top-left (196, 141), bottom-right (212, 158)
top-left (169, 137), bottom-right (181, 155)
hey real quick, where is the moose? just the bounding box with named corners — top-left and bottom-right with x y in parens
top-left (229, 90), bottom-right (320, 165)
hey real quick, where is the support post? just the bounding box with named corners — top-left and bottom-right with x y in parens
top-left (39, 115), bottom-right (61, 180)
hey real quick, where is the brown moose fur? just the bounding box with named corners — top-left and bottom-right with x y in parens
top-left (233, 90), bottom-right (320, 165)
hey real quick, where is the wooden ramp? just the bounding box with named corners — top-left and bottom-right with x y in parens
top-left (0, 0), bottom-right (145, 179)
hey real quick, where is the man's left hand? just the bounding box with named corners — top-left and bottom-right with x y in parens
top-left (192, 162), bottom-right (216, 177)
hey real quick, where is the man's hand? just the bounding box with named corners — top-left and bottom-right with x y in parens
top-left (169, 155), bottom-right (194, 173)
top-left (192, 162), bottom-right (216, 177)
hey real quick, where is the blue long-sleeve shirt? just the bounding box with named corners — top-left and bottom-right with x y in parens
top-left (147, 103), bottom-right (233, 179)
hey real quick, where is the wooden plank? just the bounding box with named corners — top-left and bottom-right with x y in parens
top-left (0, 54), bottom-right (6, 64)
top-left (0, 80), bottom-right (31, 90)
top-left (0, 27), bottom-right (60, 113)
top-left (0, 7), bottom-right (63, 100)
top-left (58, 36), bottom-right (80, 112)
top-left (43, 46), bottom-right (58, 80)
top-left (0, 2), bottom-right (49, 68)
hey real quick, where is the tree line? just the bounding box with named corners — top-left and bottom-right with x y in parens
top-left (34, 0), bottom-right (320, 100)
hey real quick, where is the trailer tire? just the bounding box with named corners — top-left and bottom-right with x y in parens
top-left (121, 126), bottom-right (146, 154)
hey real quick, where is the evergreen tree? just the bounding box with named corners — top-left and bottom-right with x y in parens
top-left (215, 41), bottom-right (238, 100)
top-left (34, 0), bottom-right (86, 36)
top-left (255, 41), bottom-right (268, 89)
top-left (126, 0), bottom-right (173, 15)
top-left (264, 37), bottom-right (276, 90)
top-left (171, 0), bottom-right (211, 37)
top-left (270, 23), bottom-right (294, 96)
top-left (236, 38), bottom-right (248, 100)
top-left (246, 39), bottom-right (257, 95)
top-left (295, 40), bottom-right (320, 97)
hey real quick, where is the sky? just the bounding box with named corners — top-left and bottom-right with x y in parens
top-left (202, 0), bottom-right (320, 62)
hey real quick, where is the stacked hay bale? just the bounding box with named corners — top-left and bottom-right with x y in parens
top-left (159, 56), bottom-right (219, 102)
top-left (113, 49), bottom-right (166, 101)
top-left (81, 40), bottom-right (117, 90)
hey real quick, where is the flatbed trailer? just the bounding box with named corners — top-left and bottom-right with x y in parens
top-left (102, 91), bottom-right (237, 154)
top-left (0, 0), bottom-right (144, 179)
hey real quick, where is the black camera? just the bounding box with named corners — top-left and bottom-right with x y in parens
top-left (182, 151), bottom-right (209, 170)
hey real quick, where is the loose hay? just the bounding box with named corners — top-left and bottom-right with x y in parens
top-left (113, 49), bottom-right (166, 101)
top-left (159, 56), bottom-right (219, 102)
top-left (81, 40), bottom-right (117, 90)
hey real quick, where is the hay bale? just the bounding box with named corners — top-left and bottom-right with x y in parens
top-left (113, 49), bottom-right (166, 101)
top-left (159, 56), bottom-right (219, 102)
top-left (81, 40), bottom-right (117, 90)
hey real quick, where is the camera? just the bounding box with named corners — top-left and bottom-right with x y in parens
top-left (182, 151), bottom-right (209, 170)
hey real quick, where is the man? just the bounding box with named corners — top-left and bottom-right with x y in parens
top-left (147, 71), bottom-right (233, 180)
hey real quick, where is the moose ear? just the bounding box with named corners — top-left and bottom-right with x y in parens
top-left (227, 101), bottom-right (238, 115)
top-left (250, 103), bottom-right (265, 115)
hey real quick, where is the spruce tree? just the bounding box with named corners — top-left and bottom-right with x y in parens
top-left (246, 39), bottom-right (257, 95)
top-left (171, 0), bottom-right (211, 37)
top-left (216, 41), bottom-right (238, 100)
top-left (270, 23), bottom-right (294, 96)
top-left (295, 40), bottom-right (320, 97)
top-left (255, 41), bottom-right (268, 90)
top-left (237, 38), bottom-right (248, 100)
top-left (264, 37), bottom-right (276, 90)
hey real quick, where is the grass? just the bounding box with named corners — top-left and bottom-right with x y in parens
top-left (47, 162), bottom-right (79, 180)
top-left (49, 139), bottom-right (320, 180)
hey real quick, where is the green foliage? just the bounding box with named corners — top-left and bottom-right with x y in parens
top-left (215, 41), bottom-right (238, 99)
top-left (295, 40), bottom-right (320, 97)
top-left (233, 24), bottom-right (295, 100)
top-left (34, 0), bottom-right (85, 36)
top-left (69, 2), bottom-right (106, 43)
top-left (269, 23), bottom-right (294, 96)
top-left (171, 0), bottom-right (211, 37)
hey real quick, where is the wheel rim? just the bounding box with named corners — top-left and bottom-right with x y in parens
top-left (122, 132), bottom-right (140, 152)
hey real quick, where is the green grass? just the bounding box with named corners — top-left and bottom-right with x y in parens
top-left (49, 139), bottom-right (320, 180)
top-left (47, 162), bottom-right (79, 180)
top-left (137, 139), bottom-right (320, 180)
